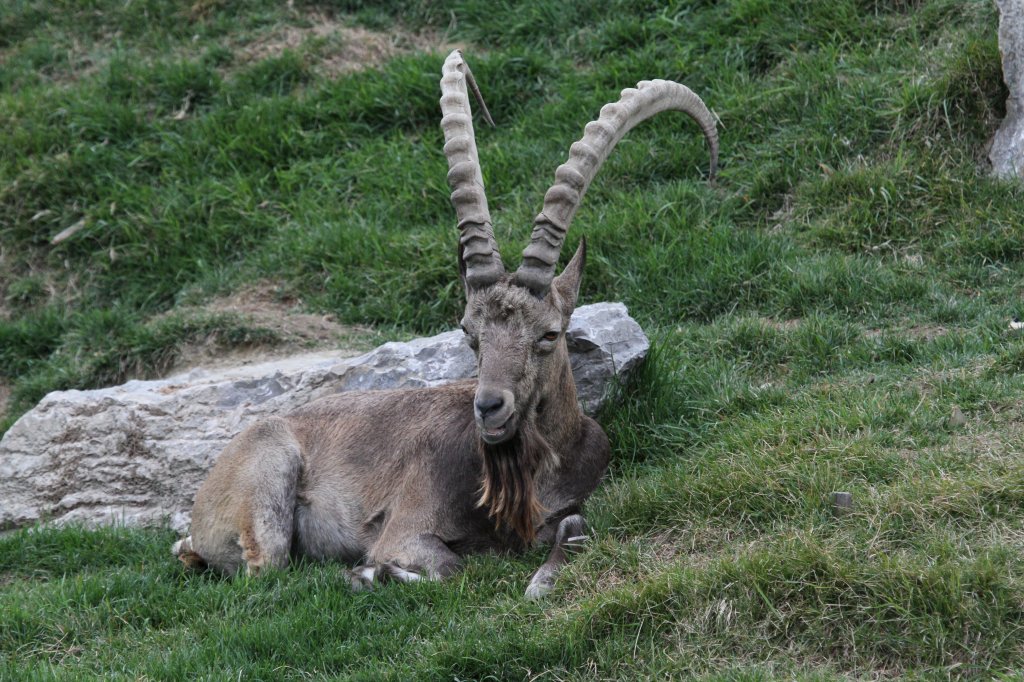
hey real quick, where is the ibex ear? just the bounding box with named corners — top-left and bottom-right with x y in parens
top-left (458, 241), bottom-right (469, 294)
top-left (551, 237), bottom-right (586, 316)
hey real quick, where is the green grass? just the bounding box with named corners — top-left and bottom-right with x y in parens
top-left (2, 0), bottom-right (1024, 678)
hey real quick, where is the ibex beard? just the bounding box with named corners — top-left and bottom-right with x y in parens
top-left (477, 421), bottom-right (551, 544)
top-left (173, 49), bottom-right (717, 599)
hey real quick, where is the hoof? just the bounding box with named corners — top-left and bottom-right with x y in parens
top-left (347, 565), bottom-right (379, 592)
top-left (346, 563), bottom-right (423, 592)
top-left (525, 565), bottom-right (556, 600)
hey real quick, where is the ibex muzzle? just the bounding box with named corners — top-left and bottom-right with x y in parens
top-left (173, 50), bottom-right (717, 598)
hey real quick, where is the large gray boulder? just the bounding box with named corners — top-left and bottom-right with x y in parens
top-left (0, 302), bottom-right (648, 532)
top-left (991, 0), bottom-right (1024, 178)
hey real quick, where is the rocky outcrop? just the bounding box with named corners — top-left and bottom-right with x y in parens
top-left (991, 0), bottom-right (1024, 178)
top-left (0, 302), bottom-right (648, 531)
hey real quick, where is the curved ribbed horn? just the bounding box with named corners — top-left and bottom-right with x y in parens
top-left (440, 50), bottom-right (503, 289)
top-left (514, 79), bottom-right (719, 296)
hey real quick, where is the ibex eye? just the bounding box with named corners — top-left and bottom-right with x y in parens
top-left (541, 331), bottom-right (559, 342)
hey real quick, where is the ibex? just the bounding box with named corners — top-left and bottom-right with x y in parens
top-left (172, 51), bottom-right (718, 598)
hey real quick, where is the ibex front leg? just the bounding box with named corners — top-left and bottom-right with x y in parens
top-left (525, 514), bottom-right (589, 600)
top-left (348, 532), bottom-right (463, 592)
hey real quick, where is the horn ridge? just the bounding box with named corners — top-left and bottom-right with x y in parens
top-left (514, 79), bottom-right (719, 295)
top-left (440, 50), bottom-right (503, 289)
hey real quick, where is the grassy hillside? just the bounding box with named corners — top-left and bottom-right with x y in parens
top-left (2, 0), bottom-right (1022, 678)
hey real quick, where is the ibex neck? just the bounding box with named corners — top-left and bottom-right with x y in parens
top-left (534, 345), bottom-right (583, 450)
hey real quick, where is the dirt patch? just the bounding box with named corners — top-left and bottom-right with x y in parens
top-left (168, 282), bottom-right (373, 375)
top-left (0, 382), bottom-right (9, 418)
top-left (320, 25), bottom-right (450, 77)
top-left (936, 412), bottom-right (1024, 462)
top-left (235, 13), bottom-right (456, 78)
top-left (760, 317), bottom-right (801, 332)
top-left (904, 324), bottom-right (948, 341)
top-left (864, 323), bottom-right (948, 341)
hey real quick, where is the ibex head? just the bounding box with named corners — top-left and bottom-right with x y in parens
top-left (457, 242), bottom-right (585, 446)
top-left (441, 50), bottom-right (718, 449)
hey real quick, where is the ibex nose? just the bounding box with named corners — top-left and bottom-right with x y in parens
top-left (474, 393), bottom-right (505, 419)
top-left (474, 387), bottom-right (516, 443)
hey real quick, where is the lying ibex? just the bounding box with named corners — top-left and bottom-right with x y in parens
top-left (173, 50), bottom-right (718, 598)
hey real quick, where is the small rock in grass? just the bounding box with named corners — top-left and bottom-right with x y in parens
top-left (830, 491), bottom-right (854, 515)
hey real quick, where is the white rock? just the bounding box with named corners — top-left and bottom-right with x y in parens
top-left (0, 302), bottom-right (648, 531)
top-left (991, 0), bottom-right (1024, 178)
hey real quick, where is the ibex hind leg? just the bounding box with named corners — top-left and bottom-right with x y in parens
top-left (183, 417), bottom-right (303, 576)
top-left (171, 536), bottom-right (207, 570)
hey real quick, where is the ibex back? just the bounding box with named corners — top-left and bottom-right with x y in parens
top-left (173, 50), bottom-right (718, 598)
